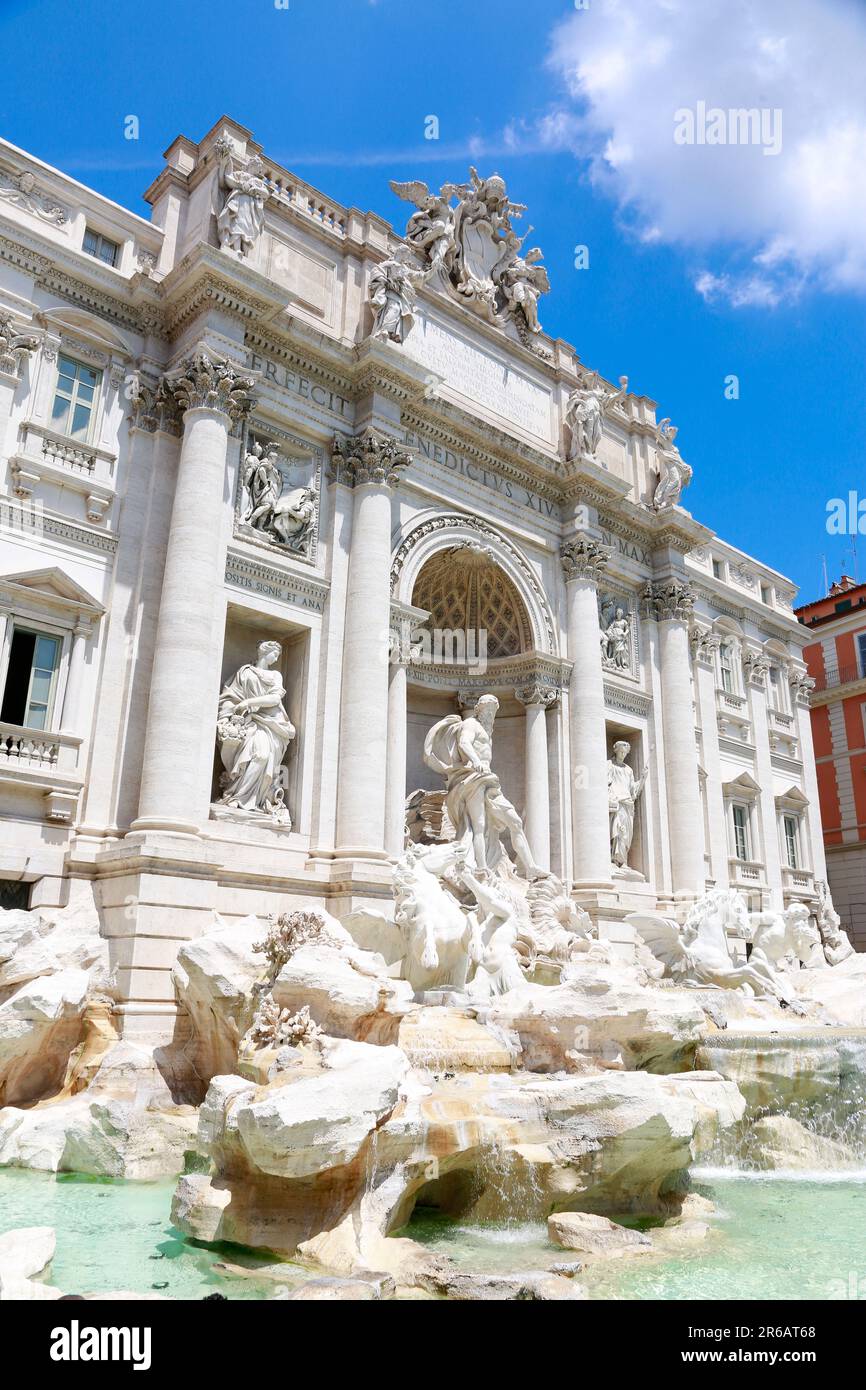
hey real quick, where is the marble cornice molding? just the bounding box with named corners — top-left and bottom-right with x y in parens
top-left (225, 549), bottom-right (330, 612)
top-left (603, 681), bottom-right (653, 718)
top-left (400, 407), bottom-right (562, 508)
top-left (39, 510), bottom-right (119, 557)
top-left (330, 428), bottom-right (413, 487)
top-left (410, 651), bottom-right (570, 695)
top-left (162, 271), bottom-right (280, 339)
top-left (0, 229), bottom-right (151, 338)
top-left (245, 327), bottom-right (353, 398)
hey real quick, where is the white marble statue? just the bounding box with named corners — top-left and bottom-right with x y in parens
top-left (607, 741), bottom-right (647, 870)
top-left (392, 840), bottom-right (483, 993)
top-left (389, 179), bottom-right (456, 273)
top-left (565, 372), bottom-right (629, 462)
top-left (815, 879), bottom-right (854, 966)
top-left (216, 147), bottom-right (269, 257)
top-left (744, 904), bottom-right (820, 985)
top-left (241, 442), bottom-right (317, 555)
top-left (215, 640), bottom-right (296, 827)
top-left (627, 889), bottom-right (801, 1002)
top-left (424, 694), bottom-right (543, 880)
top-left (460, 865), bottom-right (526, 1000)
top-left (600, 603), bottom-right (631, 671)
top-left (651, 419), bottom-right (693, 510)
top-left (368, 247), bottom-right (425, 343)
top-left (391, 168), bottom-right (550, 344)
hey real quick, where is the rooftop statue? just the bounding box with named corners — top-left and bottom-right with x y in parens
top-left (215, 141), bottom-right (269, 258)
top-left (390, 168), bottom-right (550, 349)
top-left (651, 418), bottom-right (693, 510)
top-left (564, 371), bottom-right (629, 463)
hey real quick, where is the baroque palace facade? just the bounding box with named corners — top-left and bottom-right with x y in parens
top-left (0, 116), bottom-right (829, 1043)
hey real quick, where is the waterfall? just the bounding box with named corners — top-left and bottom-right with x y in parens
top-left (694, 1031), bottom-right (866, 1176)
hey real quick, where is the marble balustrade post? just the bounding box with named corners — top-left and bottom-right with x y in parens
top-left (561, 537), bottom-right (613, 885)
top-left (133, 354), bottom-right (255, 836)
top-left (646, 579), bottom-right (706, 897)
top-left (334, 432), bottom-right (411, 856)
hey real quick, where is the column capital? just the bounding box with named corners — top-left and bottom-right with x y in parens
top-left (789, 669), bottom-right (816, 707)
top-left (515, 682), bottom-right (559, 709)
top-left (642, 577), bottom-right (695, 622)
top-left (330, 429), bottom-right (412, 488)
top-left (689, 622), bottom-right (721, 665)
top-left (129, 374), bottom-right (182, 436)
top-left (0, 310), bottom-right (38, 379)
top-left (560, 535), bottom-right (611, 583)
top-left (743, 648), bottom-right (772, 688)
top-left (165, 352), bottom-right (256, 423)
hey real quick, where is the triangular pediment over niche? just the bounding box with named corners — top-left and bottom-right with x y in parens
top-left (0, 566), bottom-right (104, 616)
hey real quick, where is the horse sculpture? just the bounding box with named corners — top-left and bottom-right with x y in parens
top-left (392, 841), bottom-right (483, 993)
top-left (627, 888), bottom-right (804, 1004)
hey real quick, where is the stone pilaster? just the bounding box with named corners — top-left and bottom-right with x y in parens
top-left (133, 353), bottom-right (255, 835)
top-left (0, 312), bottom-right (37, 479)
top-left (689, 623), bottom-right (727, 885)
top-left (334, 430), bottom-right (412, 857)
top-left (643, 578), bottom-right (705, 897)
top-left (515, 683), bottom-right (558, 873)
top-left (744, 646), bottom-right (784, 906)
top-left (561, 536), bottom-right (613, 886)
top-left (385, 650), bottom-right (409, 857)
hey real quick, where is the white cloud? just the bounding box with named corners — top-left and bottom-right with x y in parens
top-left (546, 0), bottom-right (866, 305)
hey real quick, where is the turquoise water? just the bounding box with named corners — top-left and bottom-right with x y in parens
top-left (3, 1167), bottom-right (865, 1300)
top-left (0, 1170), bottom-right (278, 1299)
top-left (407, 1175), bottom-right (866, 1300)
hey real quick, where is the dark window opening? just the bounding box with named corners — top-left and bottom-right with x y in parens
top-left (0, 628), bottom-right (36, 726)
top-left (0, 879), bottom-right (31, 911)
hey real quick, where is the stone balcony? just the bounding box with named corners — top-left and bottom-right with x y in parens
top-left (0, 720), bottom-right (83, 822)
top-left (782, 864), bottom-right (814, 896)
top-left (728, 856), bottom-right (765, 888)
top-left (9, 420), bottom-right (115, 522)
top-left (716, 687), bottom-right (752, 743)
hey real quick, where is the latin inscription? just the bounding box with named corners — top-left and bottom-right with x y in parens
top-left (404, 430), bottom-right (560, 521)
top-left (403, 311), bottom-right (553, 442)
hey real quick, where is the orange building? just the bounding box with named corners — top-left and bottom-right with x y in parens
top-left (797, 575), bottom-right (866, 950)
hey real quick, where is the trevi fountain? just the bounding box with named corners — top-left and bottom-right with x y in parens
top-left (0, 122), bottom-right (863, 1306)
top-left (1, 692), bottom-right (864, 1301)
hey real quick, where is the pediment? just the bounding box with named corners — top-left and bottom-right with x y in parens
top-left (775, 784), bottom-right (810, 809)
top-left (722, 770), bottom-right (762, 794)
top-left (0, 567), bottom-right (104, 617)
top-left (36, 306), bottom-right (133, 358)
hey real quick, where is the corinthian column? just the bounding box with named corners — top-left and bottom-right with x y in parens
top-left (133, 353), bottom-right (255, 835)
top-left (561, 537), bottom-right (613, 885)
top-left (516, 684), bottom-right (557, 873)
top-left (334, 431), bottom-right (411, 856)
top-left (645, 578), bottom-right (705, 897)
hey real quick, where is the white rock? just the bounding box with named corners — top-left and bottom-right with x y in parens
top-left (0, 1226), bottom-right (56, 1280)
top-left (0, 1272), bottom-right (63, 1300)
top-left (744, 1114), bottom-right (857, 1171)
top-left (547, 1211), bottom-right (652, 1259)
top-left (0, 1094), bottom-right (197, 1179)
top-left (173, 915), bottom-right (266, 1083)
top-left (485, 962), bottom-right (705, 1073)
top-left (236, 1039), bottom-right (409, 1179)
top-left (0, 968), bottom-right (90, 1105)
top-left (0, 903), bottom-right (107, 993)
top-left (271, 939), bottom-right (414, 1041)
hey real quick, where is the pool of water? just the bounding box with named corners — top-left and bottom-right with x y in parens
top-left (0, 1169), bottom-right (275, 1300)
top-left (407, 1174), bottom-right (866, 1301)
top-left (4, 1167), bottom-right (865, 1300)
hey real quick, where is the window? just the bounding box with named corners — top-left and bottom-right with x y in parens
top-left (720, 641), bottom-right (735, 693)
top-left (712, 558), bottom-right (723, 579)
top-left (858, 632), bottom-right (866, 676)
top-left (0, 627), bottom-right (62, 730)
top-left (783, 815), bottom-right (800, 870)
top-left (83, 228), bottom-right (119, 267)
top-left (768, 664), bottom-right (783, 711)
top-left (761, 583), bottom-right (772, 605)
top-left (732, 803), bottom-right (750, 861)
top-left (51, 355), bottom-right (101, 442)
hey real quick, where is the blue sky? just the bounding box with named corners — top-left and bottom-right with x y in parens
top-left (1, 0), bottom-right (864, 602)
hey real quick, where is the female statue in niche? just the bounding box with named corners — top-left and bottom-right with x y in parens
top-left (215, 640), bottom-right (296, 827)
top-left (607, 739), bottom-right (647, 870)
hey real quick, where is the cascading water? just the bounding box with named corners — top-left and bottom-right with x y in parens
top-left (694, 1031), bottom-right (866, 1175)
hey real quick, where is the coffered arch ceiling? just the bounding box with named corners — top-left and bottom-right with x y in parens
top-left (411, 542), bottom-right (532, 659)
